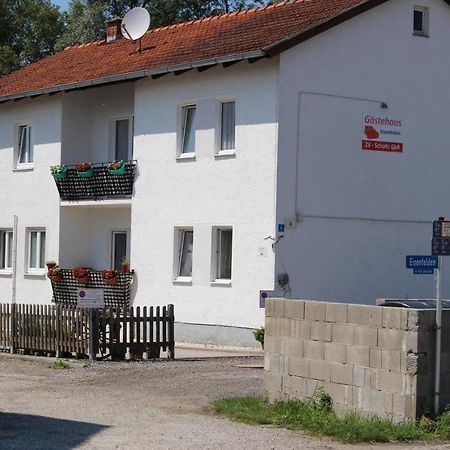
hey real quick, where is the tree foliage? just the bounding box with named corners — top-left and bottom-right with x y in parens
top-left (0, 0), bottom-right (64, 76)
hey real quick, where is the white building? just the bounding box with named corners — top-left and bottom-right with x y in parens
top-left (0, 0), bottom-right (448, 345)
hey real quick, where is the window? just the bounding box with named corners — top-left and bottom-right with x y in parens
top-left (111, 231), bottom-right (128, 271)
top-left (220, 101), bottom-right (235, 151)
top-left (213, 228), bottom-right (233, 281)
top-left (180, 105), bottom-right (196, 154)
top-left (17, 124), bottom-right (34, 166)
top-left (27, 229), bottom-right (46, 272)
top-left (0, 230), bottom-right (13, 271)
top-left (413, 6), bottom-right (429, 36)
top-left (114, 118), bottom-right (133, 161)
top-left (176, 229), bottom-right (193, 279)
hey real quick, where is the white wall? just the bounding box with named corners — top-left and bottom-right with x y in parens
top-left (0, 96), bottom-right (62, 304)
top-left (132, 60), bottom-right (278, 328)
top-left (276, 0), bottom-right (450, 304)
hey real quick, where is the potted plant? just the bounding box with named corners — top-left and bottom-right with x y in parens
top-left (50, 164), bottom-right (67, 180)
top-left (253, 326), bottom-right (265, 349)
top-left (46, 260), bottom-right (58, 270)
top-left (107, 160), bottom-right (126, 175)
top-left (72, 267), bottom-right (91, 284)
top-left (121, 256), bottom-right (130, 273)
top-left (76, 162), bottom-right (94, 178)
top-left (101, 269), bottom-right (119, 285)
top-left (47, 266), bottom-right (63, 283)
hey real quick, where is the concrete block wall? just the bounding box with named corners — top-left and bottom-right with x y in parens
top-left (264, 298), bottom-right (450, 421)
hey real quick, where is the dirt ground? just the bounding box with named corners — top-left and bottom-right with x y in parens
top-left (1, 351), bottom-right (450, 450)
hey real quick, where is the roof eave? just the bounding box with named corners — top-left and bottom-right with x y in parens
top-left (0, 50), bottom-right (266, 104)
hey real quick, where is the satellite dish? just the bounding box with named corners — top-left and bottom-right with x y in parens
top-left (121, 7), bottom-right (150, 41)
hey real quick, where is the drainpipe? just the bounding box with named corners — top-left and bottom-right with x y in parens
top-left (10, 215), bottom-right (18, 353)
top-left (435, 255), bottom-right (443, 416)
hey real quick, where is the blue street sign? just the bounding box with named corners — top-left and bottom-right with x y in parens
top-left (277, 223), bottom-right (285, 233)
top-left (413, 268), bottom-right (434, 275)
top-left (406, 255), bottom-right (438, 269)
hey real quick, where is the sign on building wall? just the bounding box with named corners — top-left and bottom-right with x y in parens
top-left (362, 113), bottom-right (403, 153)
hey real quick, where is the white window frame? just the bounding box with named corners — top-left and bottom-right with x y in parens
top-left (111, 116), bottom-right (133, 161)
top-left (15, 123), bottom-right (34, 169)
top-left (211, 227), bottom-right (233, 285)
top-left (26, 228), bottom-right (46, 274)
top-left (173, 228), bottom-right (193, 284)
top-left (0, 229), bottom-right (13, 273)
top-left (216, 100), bottom-right (236, 156)
top-left (413, 6), bottom-right (429, 37)
top-left (178, 104), bottom-right (197, 159)
top-left (111, 229), bottom-right (130, 270)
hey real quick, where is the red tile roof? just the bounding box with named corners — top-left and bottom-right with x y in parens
top-left (0, 0), bottom-right (396, 101)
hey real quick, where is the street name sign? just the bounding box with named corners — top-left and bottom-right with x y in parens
top-left (406, 255), bottom-right (438, 275)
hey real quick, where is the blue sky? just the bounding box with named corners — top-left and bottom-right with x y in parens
top-left (51, 0), bottom-right (70, 10)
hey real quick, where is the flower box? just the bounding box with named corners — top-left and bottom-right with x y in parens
top-left (47, 265), bottom-right (63, 283)
top-left (101, 269), bottom-right (119, 285)
top-left (76, 163), bottom-right (94, 178)
top-left (107, 161), bottom-right (126, 176)
top-left (50, 165), bottom-right (67, 180)
top-left (72, 267), bottom-right (91, 285)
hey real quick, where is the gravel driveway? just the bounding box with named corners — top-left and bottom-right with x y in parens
top-left (0, 352), bottom-right (448, 450)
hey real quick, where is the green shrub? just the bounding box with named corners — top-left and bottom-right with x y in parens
top-left (252, 327), bottom-right (264, 346)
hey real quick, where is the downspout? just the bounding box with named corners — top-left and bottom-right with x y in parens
top-left (10, 215), bottom-right (18, 353)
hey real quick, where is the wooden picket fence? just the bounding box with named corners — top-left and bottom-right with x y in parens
top-left (0, 303), bottom-right (175, 360)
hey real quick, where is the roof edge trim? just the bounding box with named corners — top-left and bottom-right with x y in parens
top-left (0, 51), bottom-right (266, 103)
top-left (264, 0), bottom-right (391, 56)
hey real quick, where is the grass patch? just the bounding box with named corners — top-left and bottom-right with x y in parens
top-left (49, 360), bottom-right (70, 370)
top-left (211, 391), bottom-right (448, 444)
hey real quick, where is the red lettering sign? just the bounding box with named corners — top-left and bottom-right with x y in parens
top-left (362, 140), bottom-right (403, 153)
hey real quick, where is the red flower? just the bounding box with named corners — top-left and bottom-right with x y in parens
top-left (72, 267), bottom-right (90, 278)
top-left (76, 162), bottom-right (92, 172)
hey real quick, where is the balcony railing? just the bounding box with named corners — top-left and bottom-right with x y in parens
top-left (52, 161), bottom-right (136, 201)
top-left (49, 269), bottom-right (134, 308)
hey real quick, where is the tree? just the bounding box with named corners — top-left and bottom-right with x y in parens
top-left (55, 0), bottom-right (109, 50)
top-left (0, 0), bottom-right (64, 75)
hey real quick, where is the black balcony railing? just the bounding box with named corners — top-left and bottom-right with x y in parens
top-left (52, 161), bottom-right (136, 201)
top-left (50, 269), bottom-right (134, 308)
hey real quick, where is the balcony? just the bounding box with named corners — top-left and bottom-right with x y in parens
top-left (52, 161), bottom-right (136, 201)
top-left (49, 269), bottom-right (134, 308)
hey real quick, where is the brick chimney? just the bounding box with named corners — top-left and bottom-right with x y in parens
top-left (107, 18), bottom-right (123, 43)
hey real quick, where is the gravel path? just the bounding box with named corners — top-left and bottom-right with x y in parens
top-left (0, 353), bottom-right (448, 450)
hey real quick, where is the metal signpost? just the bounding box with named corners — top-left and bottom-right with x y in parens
top-left (430, 217), bottom-right (450, 416)
top-left (77, 288), bottom-right (105, 361)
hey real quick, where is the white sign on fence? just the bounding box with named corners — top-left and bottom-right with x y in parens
top-left (77, 288), bottom-right (105, 308)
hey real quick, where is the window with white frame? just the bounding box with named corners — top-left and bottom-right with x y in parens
top-left (0, 230), bottom-right (13, 271)
top-left (213, 227), bottom-right (233, 281)
top-left (114, 118), bottom-right (133, 161)
top-left (111, 230), bottom-right (128, 271)
top-left (176, 229), bottom-right (193, 278)
top-left (17, 124), bottom-right (34, 166)
top-left (27, 229), bottom-right (46, 272)
top-left (413, 6), bottom-right (429, 36)
top-left (180, 105), bottom-right (196, 154)
top-left (220, 101), bottom-right (235, 151)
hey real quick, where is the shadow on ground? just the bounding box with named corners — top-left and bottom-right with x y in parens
top-left (0, 412), bottom-right (108, 450)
